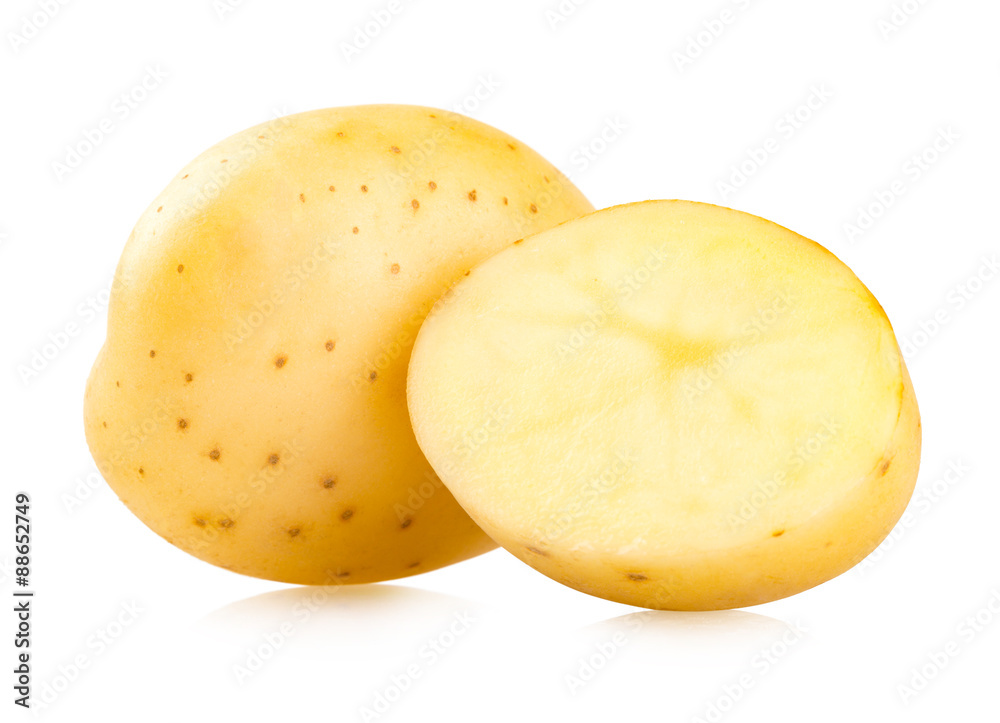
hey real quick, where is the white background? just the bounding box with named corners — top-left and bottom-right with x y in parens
top-left (2, 0), bottom-right (998, 721)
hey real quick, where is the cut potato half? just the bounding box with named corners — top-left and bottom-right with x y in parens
top-left (408, 200), bottom-right (920, 610)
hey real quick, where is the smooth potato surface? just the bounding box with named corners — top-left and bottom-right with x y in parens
top-left (408, 200), bottom-right (921, 610)
top-left (84, 105), bottom-right (593, 584)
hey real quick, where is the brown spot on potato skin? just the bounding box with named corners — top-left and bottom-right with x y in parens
top-left (193, 517), bottom-right (206, 527)
top-left (182, 174), bottom-right (189, 179)
top-left (400, 517), bottom-right (413, 529)
top-left (502, 196), bottom-right (508, 205)
top-left (391, 146), bottom-right (401, 154)
top-left (334, 570), bottom-right (350, 578)
top-left (352, 226), bottom-right (359, 234)
top-left (411, 199), bottom-right (419, 210)
top-left (361, 185), bottom-right (368, 193)
top-left (157, 206), bottom-right (163, 213)
top-left (322, 477), bottom-right (336, 489)
top-left (525, 546), bottom-right (549, 557)
top-left (879, 459), bottom-right (892, 475)
top-left (184, 373), bottom-right (193, 383)
top-left (468, 190), bottom-right (477, 201)
top-left (626, 573), bottom-right (648, 582)
top-left (102, 421), bottom-right (107, 428)
top-left (177, 419), bottom-right (188, 430)
top-left (287, 528), bottom-right (300, 537)
top-left (507, 143), bottom-right (516, 151)
top-left (177, 264), bottom-right (184, 273)
top-left (329, 185), bottom-right (336, 192)
top-left (341, 509), bottom-right (354, 521)
top-left (337, 131), bottom-right (345, 138)
top-left (390, 263), bottom-right (400, 274)
top-left (209, 448), bottom-right (221, 461)
top-left (274, 355), bottom-right (287, 368)
top-left (218, 518), bottom-right (234, 529)
top-left (464, 270), bottom-right (471, 276)
top-left (369, 371), bottom-right (377, 382)
top-left (772, 529), bottom-right (785, 537)
top-left (513, 239), bottom-right (523, 245)
top-left (149, 350), bottom-right (156, 358)
top-left (115, 381), bottom-right (120, 387)
top-left (268, 453), bottom-right (280, 466)
top-left (299, 193), bottom-right (306, 203)
top-left (529, 204), bottom-right (538, 214)
top-left (407, 561), bottom-right (420, 568)
top-left (138, 467), bottom-right (144, 476)
top-left (428, 181), bottom-right (437, 190)
top-left (325, 339), bottom-right (335, 351)
top-left (221, 159), bottom-right (228, 164)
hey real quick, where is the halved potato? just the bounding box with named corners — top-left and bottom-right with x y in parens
top-left (84, 105), bottom-right (593, 584)
top-left (408, 200), bottom-right (920, 610)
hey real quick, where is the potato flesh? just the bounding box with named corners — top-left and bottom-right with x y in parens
top-left (84, 105), bottom-right (593, 584)
top-left (408, 200), bottom-right (920, 610)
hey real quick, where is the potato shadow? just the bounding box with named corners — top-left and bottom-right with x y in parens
top-left (197, 583), bottom-right (482, 653)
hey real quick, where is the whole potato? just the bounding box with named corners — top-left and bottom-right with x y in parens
top-left (84, 105), bottom-right (593, 584)
top-left (408, 200), bottom-right (921, 610)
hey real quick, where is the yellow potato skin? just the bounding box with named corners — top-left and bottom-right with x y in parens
top-left (408, 200), bottom-right (921, 610)
top-left (84, 105), bottom-right (593, 584)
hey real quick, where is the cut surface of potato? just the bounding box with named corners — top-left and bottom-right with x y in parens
top-left (408, 200), bottom-right (920, 610)
top-left (84, 105), bottom-right (593, 584)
